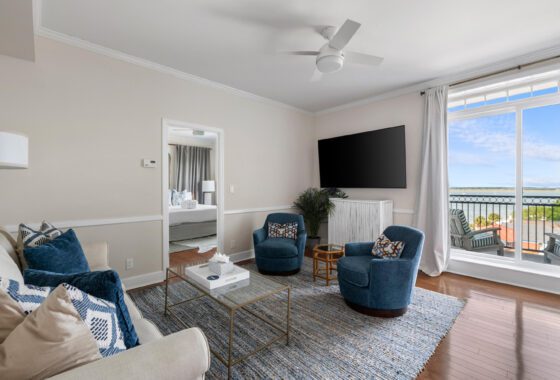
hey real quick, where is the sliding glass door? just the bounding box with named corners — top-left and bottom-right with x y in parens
top-left (448, 72), bottom-right (560, 269)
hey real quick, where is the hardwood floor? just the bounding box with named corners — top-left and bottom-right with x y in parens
top-left (416, 272), bottom-right (560, 380)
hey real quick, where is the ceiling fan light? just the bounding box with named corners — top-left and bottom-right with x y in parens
top-left (316, 55), bottom-right (344, 73)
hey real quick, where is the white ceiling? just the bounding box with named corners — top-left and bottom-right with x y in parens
top-left (40, 0), bottom-right (560, 112)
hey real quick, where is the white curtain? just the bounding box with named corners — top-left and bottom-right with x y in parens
top-left (414, 86), bottom-right (450, 276)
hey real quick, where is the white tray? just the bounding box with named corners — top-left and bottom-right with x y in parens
top-left (184, 263), bottom-right (250, 290)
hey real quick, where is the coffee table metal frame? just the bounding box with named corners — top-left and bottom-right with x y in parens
top-left (164, 267), bottom-right (291, 379)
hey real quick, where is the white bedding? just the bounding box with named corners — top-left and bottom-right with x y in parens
top-left (169, 204), bottom-right (217, 225)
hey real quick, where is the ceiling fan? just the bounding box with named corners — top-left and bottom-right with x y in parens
top-left (282, 19), bottom-right (384, 81)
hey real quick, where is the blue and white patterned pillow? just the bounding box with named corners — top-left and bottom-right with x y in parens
top-left (18, 221), bottom-right (63, 248)
top-left (62, 284), bottom-right (126, 357)
top-left (268, 222), bottom-right (298, 239)
top-left (0, 277), bottom-right (52, 315)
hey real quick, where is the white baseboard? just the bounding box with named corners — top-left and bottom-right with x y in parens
top-left (228, 249), bottom-right (255, 262)
top-left (122, 250), bottom-right (254, 290)
top-left (122, 270), bottom-right (165, 290)
top-left (447, 257), bottom-right (560, 295)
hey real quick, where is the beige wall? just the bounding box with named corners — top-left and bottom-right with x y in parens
top-left (314, 93), bottom-right (424, 226)
top-left (0, 37), bottom-right (314, 280)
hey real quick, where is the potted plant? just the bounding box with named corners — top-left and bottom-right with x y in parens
top-left (293, 187), bottom-right (347, 248)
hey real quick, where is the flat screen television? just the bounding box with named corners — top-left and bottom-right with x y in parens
top-left (318, 125), bottom-right (406, 188)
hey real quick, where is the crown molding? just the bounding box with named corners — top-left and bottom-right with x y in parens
top-left (35, 26), bottom-right (312, 116)
top-left (316, 44), bottom-right (560, 116)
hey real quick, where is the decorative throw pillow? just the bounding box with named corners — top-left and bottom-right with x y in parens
top-left (0, 277), bottom-right (52, 315)
top-left (268, 222), bottom-right (298, 240)
top-left (17, 221), bottom-right (63, 249)
top-left (62, 283), bottom-right (127, 357)
top-left (0, 277), bottom-right (53, 343)
top-left (23, 229), bottom-right (90, 274)
top-left (0, 285), bottom-right (105, 379)
top-left (24, 269), bottom-right (140, 348)
top-left (372, 234), bottom-right (406, 259)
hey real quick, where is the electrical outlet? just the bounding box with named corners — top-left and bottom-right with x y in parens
top-left (126, 258), bottom-right (134, 270)
top-left (230, 240), bottom-right (236, 249)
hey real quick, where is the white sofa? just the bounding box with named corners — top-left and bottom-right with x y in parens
top-left (0, 231), bottom-right (211, 379)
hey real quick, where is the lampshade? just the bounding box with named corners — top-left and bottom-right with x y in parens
top-left (202, 180), bottom-right (215, 192)
top-left (0, 132), bottom-right (28, 169)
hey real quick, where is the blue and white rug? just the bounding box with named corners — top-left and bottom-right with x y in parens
top-left (130, 258), bottom-right (465, 379)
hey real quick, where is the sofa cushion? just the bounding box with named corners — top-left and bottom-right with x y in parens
top-left (256, 238), bottom-right (299, 258)
top-left (24, 269), bottom-right (139, 349)
top-left (0, 284), bottom-right (102, 380)
top-left (337, 256), bottom-right (373, 288)
top-left (23, 229), bottom-right (90, 274)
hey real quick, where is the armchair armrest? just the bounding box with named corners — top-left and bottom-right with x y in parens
top-left (545, 233), bottom-right (560, 240)
top-left (369, 259), bottom-right (415, 308)
top-left (296, 231), bottom-right (307, 256)
top-left (253, 228), bottom-right (267, 247)
top-left (344, 242), bottom-right (374, 257)
top-left (50, 328), bottom-right (210, 380)
top-left (81, 241), bottom-right (109, 270)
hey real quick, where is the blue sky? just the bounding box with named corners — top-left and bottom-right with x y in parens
top-left (448, 103), bottom-right (560, 188)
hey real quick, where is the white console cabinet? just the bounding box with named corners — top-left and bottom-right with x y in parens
top-left (328, 199), bottom-right (393, 245)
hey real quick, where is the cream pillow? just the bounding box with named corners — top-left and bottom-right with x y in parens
top-left (0, 290), bottom-right (24, 343)
top-left (0, 285), bottom-right (102, 379)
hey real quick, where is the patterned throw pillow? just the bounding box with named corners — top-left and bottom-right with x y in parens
top-left (268, 222), bottom-right (298, 239)
top-left (18, 221), bottom-right (63, 249)
top-left (372, 234), bottom-right (406, 259)
top-left (0, 277), bottom-right (126, 358)
top-left (63, 283), bottom-right (126, 357)
top-left (0, 277), bottom-right (52, 315)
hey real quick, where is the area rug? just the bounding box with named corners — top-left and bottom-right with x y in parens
top-left (129, 258), bottom-right (465, 379)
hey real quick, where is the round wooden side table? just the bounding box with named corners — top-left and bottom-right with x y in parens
top-left (312, 244), bottom-right (344, 286)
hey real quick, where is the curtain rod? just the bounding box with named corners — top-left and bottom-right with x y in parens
top-left (420, 54), bottom-right (560, 95)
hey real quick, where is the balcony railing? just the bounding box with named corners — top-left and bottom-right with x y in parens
top-left (449, 194), bottom-right (560, 253)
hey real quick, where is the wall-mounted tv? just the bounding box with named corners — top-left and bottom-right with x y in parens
top-left (318, 125), bottom-right (406, 189)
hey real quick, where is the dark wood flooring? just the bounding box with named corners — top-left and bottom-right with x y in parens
top-left (164, 248), bottom-right (560, 379)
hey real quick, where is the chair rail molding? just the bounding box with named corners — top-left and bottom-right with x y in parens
top-left (2, 214), bottom-right (163, 233)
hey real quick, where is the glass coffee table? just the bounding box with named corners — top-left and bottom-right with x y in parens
top-left (164, 264), bottom-right (291, 379)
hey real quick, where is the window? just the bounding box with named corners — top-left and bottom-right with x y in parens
top-left (448, 69), bottom-right (560, 269)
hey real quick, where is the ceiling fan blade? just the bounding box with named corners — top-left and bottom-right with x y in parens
top-left (310, 68), bottom-right (323, 82)
top-left (278, 50), bottom-right (319, 56)
top-left (329, 19), bottom-right (361, 50)
top-left (345, 51), bottom-right (384, 66)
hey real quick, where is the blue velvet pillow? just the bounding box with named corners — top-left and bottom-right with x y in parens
top-left (23, 229), bottom-right (90, 274)
top-left (23, 269), bottom-right (139, 349)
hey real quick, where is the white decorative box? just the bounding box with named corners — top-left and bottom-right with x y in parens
top-left (184, 263), bottom-right (250, 290)
top-left (208, 260), bottom-right (234, 275)
top-left (181, 199), bottom-right (197, 209)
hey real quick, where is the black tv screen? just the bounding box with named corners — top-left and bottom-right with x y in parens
top-left (318, 126), bottom-right (406, 188)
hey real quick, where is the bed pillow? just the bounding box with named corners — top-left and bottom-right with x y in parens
top-left (268, 222), bottom-right (298, 240)
top-left (24, 269), bottom-right (139, 348)
top-left (23, 229), bottom-right (90, 274)
top-left (0, 284), bottom-right (115, 379)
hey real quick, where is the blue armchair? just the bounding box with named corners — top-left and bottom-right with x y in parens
top-left (337, 225), bottom-right (425, 317)
top-left (253, 213), bottom-right (307, 275)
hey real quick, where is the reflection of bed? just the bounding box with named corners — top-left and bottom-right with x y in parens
top-left (169, 205), bottom-right (217, 241)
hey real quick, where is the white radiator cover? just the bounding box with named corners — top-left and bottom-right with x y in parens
top-left (328, 199), bottom-right (393, 245)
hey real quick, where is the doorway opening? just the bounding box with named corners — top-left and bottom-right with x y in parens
top-left (162, 119), bottom-right (224, 272)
